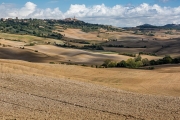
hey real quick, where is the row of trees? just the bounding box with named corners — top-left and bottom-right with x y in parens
top-left (55, 43), bottom-right (104, 50)
top-left (102, 55), bottom-right (180, 69)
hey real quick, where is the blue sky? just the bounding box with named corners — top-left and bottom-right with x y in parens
top-left (3, 0), bottom-right (179, 11)
top-left (0, 0), bottom-right (180, 27)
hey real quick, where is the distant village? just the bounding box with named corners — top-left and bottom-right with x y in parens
top-left (0, 16), bottom-right (79, 22)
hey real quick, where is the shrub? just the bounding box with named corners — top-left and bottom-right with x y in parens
top-left (82, 64), bottom-right (88, 67)
top-left (126, 58), bottom-right (143, 68)
top-left (148, 33), bottom-right (154, 36)
top-left (146, 66), bottom-right (155, 70)
top-left (126, 58), bottom-right (137, 68)
top-left (135, 55), bottom-right (142, 62)
top-left (150, 60), bottom-right (157, 65)
top-left (139, 52), bottom-right (156, 56)
top-left (136, 61), bottom-right (143, 68)
top-left (162, 55), bottom-right (172, 64)
top-left (142, 58), bottom-right (150, 66)
top-left (30, 43), bottom-right (35, 46)
top-left (102, 59), bottom-right (112, 68)
top-left (149, 66), bottom-right (154, 70)
top-left (172, 58), bottom-right (180, 64)
top-left (117, 60), bottom-right (127, 67)
top-left (121, 53), bottom-right (136, 57)
top-left (102, 59), bottom-right (117, 68)
top-left (108, 61), bottom-right (117, 68)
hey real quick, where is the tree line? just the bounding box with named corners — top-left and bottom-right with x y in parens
top-left (102, 55), bottom-right (180, 69)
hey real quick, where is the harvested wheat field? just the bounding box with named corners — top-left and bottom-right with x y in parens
top-left (0, 39), bottom-right (26, 47)
top-left (59, 28), bottom-right (103, 40)
top-left (0, 59), bottom-right (180, 119)
top-left (26, 45), bottom-right (131, 64)
top-left (0, 46), bottom-right (63, 63)
top-left (0, 33), bottom-right (63, 45)
top-left (0, 45), bottom-right (130, 65)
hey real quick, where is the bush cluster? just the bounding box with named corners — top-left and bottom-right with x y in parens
top-left (101, 55), bottom-right (180, 69)
top-left (139, 52), bottom-right (157, 56)
top-left (55, 43), bottom-right (104, 50)
top-left (120, 53), bottom-right (136, 57)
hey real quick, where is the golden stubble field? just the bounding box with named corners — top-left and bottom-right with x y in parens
top-left (1, 59), bottom-right (180, 97)
top-left (0, 59), bottom-right (180, 119)
top-left (0, 29), bottom-right (180, 119)
top-left (58, 28), bottom-right (180, 41)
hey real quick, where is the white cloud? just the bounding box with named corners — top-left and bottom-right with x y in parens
top-left (0, 2), bottom-right (180, 27)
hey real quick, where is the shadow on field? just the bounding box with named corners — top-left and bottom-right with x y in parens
top-left (0, 47), bottom-right (61, 63)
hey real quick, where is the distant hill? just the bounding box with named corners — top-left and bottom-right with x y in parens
top-left (0, 18), bottom-right (121, 40)
top-left (136, 23), bottom-right (180, 29)
top-left (137, 24), bottom-right (158, 28)
top-left (162, 24), bottom-right (180, 29)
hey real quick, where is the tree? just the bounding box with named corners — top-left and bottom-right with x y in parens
top-left (102, 60), bottom-right (117, 68)
top-left (142, 58), bottom-right (150, 66)
top-left (162, 55), bottom-right (172, 64)
top-left (136, 61), bottom-right (143, 67)
top-left (150, 60), bottom-right (156, 65)
top-left (102, 59), bottom-right (112, 68)
top-left (172, 58), bottom-right (180, 64)
top-left (126, 58), bottom-right (143, 68)
top-left (126, 58), bottom-right (137, 68)
top-left (108, 61), bottom-right (117, 68)
top-left (135, 55), bottom-right (142, 62)
top-left (117, 60), bottom-right (127, 67)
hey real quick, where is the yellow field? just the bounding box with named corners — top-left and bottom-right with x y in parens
top-left (1, 59), bottom-right (180, 119)
top-left (0, 33), bottom-right (63, 44)
top-left (59, 28), bottom-right (103, 40)
top-left (1, 59), bottom-right (180, 97)
top-left (0, 28), bottom-right (180, 119)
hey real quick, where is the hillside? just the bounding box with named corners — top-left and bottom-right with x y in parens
top-left (0, 18), bottom-right (180, 119)
top-left (0, 60), bottom-right (180, 119)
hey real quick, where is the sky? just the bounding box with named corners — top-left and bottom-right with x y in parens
top-left (0, 0), bottom-right (180, 27)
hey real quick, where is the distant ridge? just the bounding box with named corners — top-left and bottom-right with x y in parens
top-left (137, 24), bottom-right (158, 28)
top-left (136, 23), bottom-right (180, 29)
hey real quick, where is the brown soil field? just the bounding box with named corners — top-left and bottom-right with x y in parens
top-left (104, 38), bottom-right (180, 56)
top-left (0, 59), bottom-right (180, 119)
top-left (26, 45), bottom-right (131, 64)
top-left (0, 46), bottom-right (62, 63)
top-left (0, 44), bottom-right (132, 65)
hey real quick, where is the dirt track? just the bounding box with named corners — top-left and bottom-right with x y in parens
top-left (0, 71), bottom-right (180, 119)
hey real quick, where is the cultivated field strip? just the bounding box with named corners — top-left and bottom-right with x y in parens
top-left (0, 73), bottom-right (180, 119)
